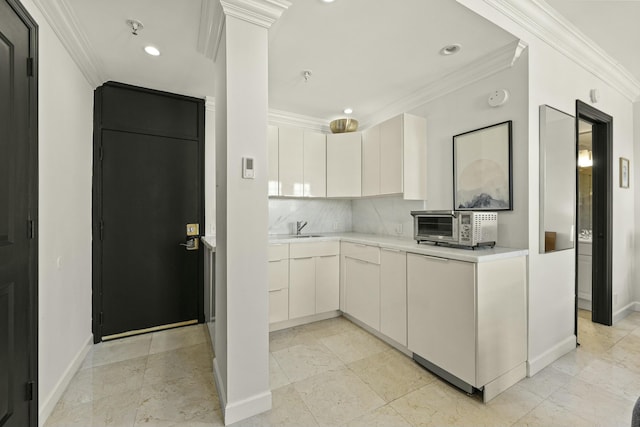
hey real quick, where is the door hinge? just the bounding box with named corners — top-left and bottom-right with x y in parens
top-left (27, 219), bottom-right (35, 239)
top-left (26, 58), bottom-right (33, 77)
top-left (99, 220), bottom-right (104, 241)
top-left (26, 381), bottom-right (34, 401)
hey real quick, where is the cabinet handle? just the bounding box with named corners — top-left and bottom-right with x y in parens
top-left (319, 255), bottom-right (337, 258)
top-left (381, 248), bottom-right (403, 253)
top-left (293, 256), bottom-right (313, 260)
top-left (348, 257), bottom-right (370, 265)
top-left (422, 255), bottom-right (449, 262)
top-left (269, 288), bottom-right (286, 293)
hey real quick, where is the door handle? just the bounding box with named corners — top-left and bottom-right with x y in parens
top-left (180, 237), bottom-right (200, 251)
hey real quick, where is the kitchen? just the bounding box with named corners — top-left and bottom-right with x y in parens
top-left (10, 0), bottom-right (640, 426)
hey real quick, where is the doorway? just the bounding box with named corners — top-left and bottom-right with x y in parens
top-left (0, 0), bottom-right (38, 425)
top-left (92, 82), bottom-right (205, 342)
top-left (575, 100), bottom-right (613, 333)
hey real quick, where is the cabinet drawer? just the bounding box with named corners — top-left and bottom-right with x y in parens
top-left (269, 289), bottom-right (289, 323)
top-left (290, 241), bottom-right (339, 258)
top-left (268, 243), bottom-right (289, 261)
top-left (268, 259), bottom-right (289, 291)
top-left (341, 242), bottom-right (380, 264)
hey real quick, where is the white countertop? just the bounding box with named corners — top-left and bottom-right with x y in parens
top-left (201, 233), bottom-right (527, 262)
top-left (269, 232), bottom-right (528, 263)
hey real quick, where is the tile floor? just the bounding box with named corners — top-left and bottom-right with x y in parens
top-left (45, 310), bottom-right (640, 427)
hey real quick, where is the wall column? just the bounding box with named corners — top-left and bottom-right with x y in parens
top-left (212, 0), bottom-right (290, 424)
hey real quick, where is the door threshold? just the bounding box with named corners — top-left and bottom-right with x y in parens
top-left (102, 319), bottom-right (198, 341)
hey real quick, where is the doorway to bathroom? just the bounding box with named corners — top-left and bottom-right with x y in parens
top-left (575, 100), bottom-right (613, 332)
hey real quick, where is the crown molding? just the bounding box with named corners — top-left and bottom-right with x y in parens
top-left (197, 0), bottom-right (221, 61)
top-left (360, 40), bottom-right (526, 129)
top-left (220, 0), bottom-right (291, 29)
top-left (31, 0), bottom-right (104, 88)
top-left (268, 109), bottom-right (329, 133)
top-left (483, 0), bottom-right (640, 102)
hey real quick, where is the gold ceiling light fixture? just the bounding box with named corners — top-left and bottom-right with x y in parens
top-left (330, 118), bottom-right (358, 133)
top-left (126, 19), bottom-right (144, 36)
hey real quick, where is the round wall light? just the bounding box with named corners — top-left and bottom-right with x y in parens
top-left (440, 44), bottom-right (462, 56)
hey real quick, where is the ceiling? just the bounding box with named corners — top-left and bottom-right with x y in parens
top-left (60, 0), bottom-right (638, 125)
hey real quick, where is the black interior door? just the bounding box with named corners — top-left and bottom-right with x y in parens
top-left (93, 82), bottom-right (204, 340)
top-left (0, 1), bottom-right (38, 426)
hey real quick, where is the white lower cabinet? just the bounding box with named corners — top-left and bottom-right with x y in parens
top-left (406, 252), bottom-right (527, 396)
top-left (268, 244), bottom-right (289, 323)
top-left (288, 241), bottom-right (340, 321)
top-left (342, 242), bottom-right (381, 331)
top-left (380, 248), bottom-right (407, 346)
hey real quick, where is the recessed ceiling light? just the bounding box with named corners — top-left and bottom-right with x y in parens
top-left (440, 44), bottom-right (461, 56)
top-left (344, 108), bottom-right (353, 114)
top-left (144, 45), bottom-right (160, 56)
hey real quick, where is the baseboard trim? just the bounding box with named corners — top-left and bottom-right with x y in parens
top-left (578, 297), bottom-right (592, 311)
top-left (614, 301), bottom-right (640, 324)
top-left (222, 389), bottom-right (272, 426)
top-left (39, 334), bottom-right (93, 427)
top-left (527, 335), bottom-right (576, 377)
top-left (213, 357), bottom-right (227, 419)
top-left (269, 310), bottom-right (340, 332)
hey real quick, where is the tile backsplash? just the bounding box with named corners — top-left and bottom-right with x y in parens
top-left (268, 198), bottom-right (352, 235)
top-left (351, 196), bottom-right (425, 239)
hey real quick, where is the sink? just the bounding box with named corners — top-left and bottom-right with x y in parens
top-left (290, 234), bottom-right (323, 238)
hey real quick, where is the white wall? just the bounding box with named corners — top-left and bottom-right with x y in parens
top-left (635, 101), bottom-right (640, 308)
top-left (459, 0), bottom-right (637, 374)
top-left (408, 52), bottom-right (529, 249)
top-left (205, 98), bottom-right (216, 236)
top-left (19, 0), bottom-right (94, 423)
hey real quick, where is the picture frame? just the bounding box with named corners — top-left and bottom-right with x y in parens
top-left (620, 157), bottom-right (630, 188)
top-left (453, 121), bottom-right (513, 211)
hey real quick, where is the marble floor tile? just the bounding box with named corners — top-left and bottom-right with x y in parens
top-left (577, 320), bottom-right (628, 355)
top-left (57, 356), bottom-right (147, 409)
top-left (547, 377), bottom-right (635, 427)
top-left (603, 333), bottom-right (640, 375)
top-left (135, 374), bottom-right (221, 426)
top-left (269, 353), bottom-right (290, 390)
top-left (549, 347), bottom-right (598, 377)
top-left (518, 365), bottom-right (573, 399)
top-left (577, 357), bottom-right (640, 402)
top-left (294, 367), bottom-right (385, 427)
top-left (346, 405), bottom-right (412, 427)
top-left (272, 343), bottom-right (344, 383)
top-left (144, 343), bottom-right (213, 386)
top-left (514, 399), bottom-right (595, 427)
top-left (613, 312), bottom-right (640, 332)
top-left (45, 389), bottom-right (142, 427)
top-left (348, 348), bottom-right (436, 402)
top-left (230, 384), bottom-right (318, 427)
top-left (149, 324), bottom-right (207, 355)
top-left (83, 333), bottom-right (152, 369)
top-left (320, 328), bottom-right (390, 364)
top-left (269, 327), bottom-right (325, 353)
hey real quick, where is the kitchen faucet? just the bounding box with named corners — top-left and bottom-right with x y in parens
top-left (296, 221), bottom-right (308, 235)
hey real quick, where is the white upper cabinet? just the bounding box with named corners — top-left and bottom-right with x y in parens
top-left (327, 132), bottom-right (362, 198)
top-left (268, 125), bottom-right (279, 196)
top-left (362, 125), bottom-right (380, 197)
top-left (278, 126), bottom-right (304, 197)
top-left (303, 131), bottom-right (326, 197)
top-left (360, 113), bottom-right (427, 200)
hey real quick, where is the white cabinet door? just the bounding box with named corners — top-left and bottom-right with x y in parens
top-left (402, 114), bottom-right (427, 200)
top-left (344, 257), bottom-right (380, 330)
top-left (278, 126), bottom-right (304, 197)
top-left (268, 259), bottom-right (289, 291)
top-left (327, 132), bottom-right (362, 197)
top-left (268, 125), bottom-right (279, 196)
top-left (379, 115), bottom-right (403, 195)
top-left (289, 257), bottom-right (316, 319)
top-left (362, 125), bottom-right (380, 197)
top-left (269, 289), bottom-right (289, 323)
top-left (577, 254), bottom-right (592, 301)
top-left (316, 255), bottom-right (339, 313)
top-left (407, 253), bottom-right (475, 386)
top-left (380, 249), bottom-right (407, 346)
top-left (303, 131), bottom-right (326, 197)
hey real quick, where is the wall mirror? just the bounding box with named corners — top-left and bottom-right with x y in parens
top-left (539, 105), bottom-right (576, 253)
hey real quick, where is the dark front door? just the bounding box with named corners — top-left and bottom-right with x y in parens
top-left (0, 0), bottom-right (38, 426)
top-left (93, 82), bottom-right (204, 341)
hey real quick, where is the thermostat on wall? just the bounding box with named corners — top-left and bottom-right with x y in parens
top-left (242, 157), bottom-right (255, 179)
